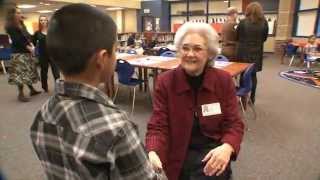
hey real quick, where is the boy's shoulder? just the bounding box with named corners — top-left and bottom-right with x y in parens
top-left (34, 95), bottom-right (131, 137)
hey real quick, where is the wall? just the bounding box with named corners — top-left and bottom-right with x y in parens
top-left (124, 9), bottom-right (138, 33)
top-left (254, 0), bottom-right (279, 12)
top-left (138, 0), bottom-right (170, 32)
top-left (52, 0), bottom-right (140, 9)
top-left (105, 10), bottom-right (116, 24)
top-left (209, 1), bottom-right (229, 13)
top-left (0, 7), bottom-right (6, 34)
top-left (274, 0), bottom-right (296, 54)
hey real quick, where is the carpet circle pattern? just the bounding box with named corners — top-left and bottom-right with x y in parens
top-left (279, 69), bottom-right (320, 89)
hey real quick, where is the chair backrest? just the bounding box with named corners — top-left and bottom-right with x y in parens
top-left (160, 50), bottom-right (176, 57)
top-left (115, 59), bottom-right (134, 84)
top-left (285, 44), bottom-right (298, 56)
top-left (127, 49), bottom-right (137, 54)
top-left (214, 54), bottom-right (229, 62)
top-left (158, 47), bottom-right (170, 55)
top-left (240, 64), bottom-right (255, 93)
top-left (0, 48), bottom-right (12, 60)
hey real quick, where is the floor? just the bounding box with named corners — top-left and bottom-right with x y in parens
top-left (0, 54), bottom-right (320, 180)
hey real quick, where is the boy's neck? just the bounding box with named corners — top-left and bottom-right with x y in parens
top-left (64, 73), bottom-right (100, 88)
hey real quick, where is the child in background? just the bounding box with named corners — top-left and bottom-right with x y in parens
top-left (304, 35), bottom-right (318, 55)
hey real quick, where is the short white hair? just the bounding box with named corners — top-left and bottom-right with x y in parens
top-left (174, 22), bottom-right (219, 57)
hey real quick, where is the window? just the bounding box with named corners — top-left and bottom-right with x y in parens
top-left (294, 0), bottom-right (319, 37)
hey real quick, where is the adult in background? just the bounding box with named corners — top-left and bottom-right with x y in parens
top-left (221, 7), bottom-right (238, 61)
top-left (33, 15), bottom-right (60, 92)
top-left (126, 33), bottom-right (136, 48)
top-left (146, 22), bottom-right (244, 180)
top-left (5, 7), bottom-right (41, 102)
top-left (236, 2), bottom-right (268, 104)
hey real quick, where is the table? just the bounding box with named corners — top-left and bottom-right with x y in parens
top-left (120, 55), bottom-right (250, 92)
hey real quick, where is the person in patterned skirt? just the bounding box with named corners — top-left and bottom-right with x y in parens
top-left (5, 7), bottom-right (41, 102)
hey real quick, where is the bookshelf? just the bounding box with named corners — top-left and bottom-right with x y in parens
top-left (169, 0), bottom-right (278, 36)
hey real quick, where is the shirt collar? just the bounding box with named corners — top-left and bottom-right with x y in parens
top-left (55, 80), bottom-right (116, 108)
top-left (175, 65), bottom-right (216, 94)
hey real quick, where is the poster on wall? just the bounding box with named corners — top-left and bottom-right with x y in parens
top-left (143, 16), bottom-right (155, 32)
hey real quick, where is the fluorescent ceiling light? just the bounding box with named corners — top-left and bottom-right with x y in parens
top-left (106, 7), bottom-right (123, 11)
top-left (37, 10), bottom-right (53, 13)
top-left (44, 3), bottom-right (51, 6)
top-left (17, 4), bottom-right (36, 9)
top-left (224, 0), bottom-right (229, 2)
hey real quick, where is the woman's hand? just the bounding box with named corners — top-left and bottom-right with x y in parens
top-left (202, 143), bottom-right (234, 176)
top-left (148, 151), bottom-right (163, 172)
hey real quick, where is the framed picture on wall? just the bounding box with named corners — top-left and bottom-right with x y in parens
top-left (142, 16), bottom-right (155, 32)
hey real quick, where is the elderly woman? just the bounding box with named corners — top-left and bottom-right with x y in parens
top-left (146, 22), bottom-right (244, 180)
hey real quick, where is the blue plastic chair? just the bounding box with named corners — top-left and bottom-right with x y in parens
top-left (214, 54), bottom-right (229, 62)
top-left (286, 44), bottom-right (299, 66)
top-left (160, 50), bottom-right (176, 57)
top-left (158, 47), bottom-right (170, 56)
top-left (0, 48), bottom-right (12, 74)
top-left (114, 59), bottom-right (148, 115)
top-left (127, 49), bottom-right (137, 54)
top-left (236, 64), bottom-right (256, 120)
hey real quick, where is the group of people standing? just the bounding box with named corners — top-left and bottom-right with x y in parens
top-left (221, 2), bottom-right (269, 104)
top-left (4, 7), bottom-right (60, 102)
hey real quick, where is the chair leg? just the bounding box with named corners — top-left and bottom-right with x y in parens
top-left (239, 97), bottom-right (245, 115)
top-left (289, 55), bottom-right (295, 67)
top-left (239, 97), bottom-right (249, 131)
top-left (1, 61), bottom-right (7, 74)
top-left (146, 80), bottom-right (153, 105)
top-left (113, 85), bottom-right (119, 103)
top-left (131, 86), bottom-right (136, 116)
top-left (248, 98), bottom-right (257, 120)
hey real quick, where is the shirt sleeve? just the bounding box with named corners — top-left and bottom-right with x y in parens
top-left (263, 19), bottom-right (269, 42)
top-left (145, 75), bottom-right (170, 165)
top-left (220, 74), bottom-right (244, 160)
top-left (32, 31), bottom-right (38, 46)
top-left (235, 20), bottom-right (243, 41)
top-left (113, 120), bottom-right (159, 180)
top-left (6, 27), bottom-right (30, 48)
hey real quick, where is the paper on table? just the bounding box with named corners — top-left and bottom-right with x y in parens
top-left (116, 53), bottom-right (135, 59)
top-left (214, 61), bottom-right (233, 68)
top-left (129, 56), bottom-right (176, 66)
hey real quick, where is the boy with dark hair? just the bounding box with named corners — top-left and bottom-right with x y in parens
top-left (30, 3), bottom-right (162, 180)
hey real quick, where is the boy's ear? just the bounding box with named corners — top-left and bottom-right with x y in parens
top-left (95, 49), bottom-right (108, 67)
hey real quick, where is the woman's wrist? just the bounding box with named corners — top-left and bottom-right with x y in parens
top-left (222, 143), bottom-right (234, 154)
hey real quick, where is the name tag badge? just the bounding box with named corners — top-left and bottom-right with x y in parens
top-left (201, 103), bottom-right (222, 117)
